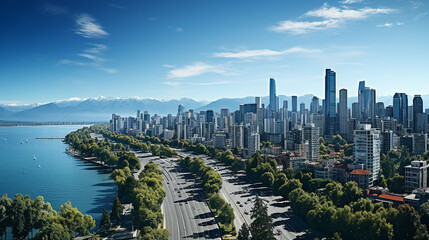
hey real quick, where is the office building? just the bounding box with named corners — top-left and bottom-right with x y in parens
top-left (269, 78), bottom-right (277, 113)
top-left (310, 96), bottom-right (319, 114)
top-left (405, 160), bottom-right (429, 193)
top-left (255, 97), bottom-right (261, 109)
top-left (393, 93), bottom-right (408, 127)
top-left (248, 133), bottom-right (260, 157)
top-left (413, 133), bottom-right (427, 155)
top-left (413, 95), bottom-right (424, 132)
top-left (358, 81), bottom-right (376, 122)
top-left (292, 96), bottom-right (297, 112)
top-left (324, 69), bottom-right (337, 136)
top-left (339, 88), bottom-right (348, 136)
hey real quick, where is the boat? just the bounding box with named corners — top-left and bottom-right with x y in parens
top-left (26, 139), bottom-right (29, 143)
top-left (21, 141), bottom-right (23, 144)
top-left (38, 165), bottom-right (41, 168)
top-left (33, 154), bottom-right (37, 161)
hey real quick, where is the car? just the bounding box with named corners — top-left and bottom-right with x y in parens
top-left (244, 211), bottom-right (249, 215)
top-left (236, 201), bottom-right (240, 204)
top-left (239, 204), bottom-right (243, 207)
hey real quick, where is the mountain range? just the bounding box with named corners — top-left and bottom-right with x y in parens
top-left (0, 95), bottom-right (427, 122)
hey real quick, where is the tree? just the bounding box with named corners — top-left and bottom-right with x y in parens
top-left (393, 204), bottom-right (429, 240)
top-left (110, 197), bottom-right (124, 223)
top-left (208, 194), bottom-right (226, 214)
top-left (34, 222), bottom-right (71, 240)
top-left (0, 194), bottom-right (12, 239)
top-left (420, 201), bottom-right (429, 229)
top-left (249, 196), bottom-right (275, 240)
top-left (388, 175), bottom-right (405, 193)
top-left (278, 179), bottom-right (303, 199)
top-left (237, 223), bottom-right (250, 240)
top-left (100, 209), bottom-right (112, 229)
top-left (261, 172), bottom-right (275, 187)
top-left (218, 204), bottom-right (235, 225)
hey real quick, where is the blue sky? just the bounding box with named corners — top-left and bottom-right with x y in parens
top-left (0, 0), bottom-right (428, 104)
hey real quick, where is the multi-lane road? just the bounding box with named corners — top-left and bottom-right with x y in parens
top-left (178, 151), bottom-right (316, 240)
top-left (133, 151), bottom-right (221, 240)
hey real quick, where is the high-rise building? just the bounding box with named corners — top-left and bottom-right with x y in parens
top-left (375, 102), bottom-right (385, 118)
top-left (324, 69), bottom-right (337, 136)
top-left (413, 133), bottom-right (427, 155)
top-left (220, 108), bottom-right (230, 118)
top-left (292, 96), bottom-right (297, 112)
top-left (232, 124), bottom-right (244, 149)
top-left (358, 81), bottom-right (376, 121)
top-left (393, 93), bottom-right (408, 127)
top-left (339, 89), bottom-right (348, 135)
top-left (206, 110), bottom-right (214, 123)
top-left (303, 124), bottom-right (320, 161)
top-left (248, 133), bottom-right (260, 157)
top-left (413, 95), bottom-right (424, 132)
top-left (283, 100), bottom-right (288, 109)
top-left (405, 160), bottom-right (428, 193)
top-left (300, 103), bottom-right (305, 112)
top-left (352, 102), bottom-right (359, 119)
top-left (255, 97), bottom-right (261, 109)
top-left (178, 104), bottom-right (185, 115)
top-left (310, 96), bottom-right (319, 114)
top-left (269, 78), bottom-right (277, 113)
top-left (354, 124), bottom-right (381, 181)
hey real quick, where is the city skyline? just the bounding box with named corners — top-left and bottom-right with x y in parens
top-left (1, 0), bottom-right (428, 104)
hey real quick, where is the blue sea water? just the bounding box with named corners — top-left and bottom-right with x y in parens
top-left (0, 125), bottom-right (116, 226)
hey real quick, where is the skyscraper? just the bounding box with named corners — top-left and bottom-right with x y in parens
top-left (255, 97), bottom-right (261, 109)
top-left (358, 81), bottom-right (376, 121)
top-left (292, 96), bottom-right (297, 112)
top-left (269, 78), bottom-right (277, 113)
top-left (339, 88), bottom-right (348, 135)
top-left (393, 93), bottom-right (408, 127)
top-left (324, 69), bottom-right (336, 136)
top-left (413, 95), bottom-right (423, 132)
top-left (310, 96), bottom-right (319, 114)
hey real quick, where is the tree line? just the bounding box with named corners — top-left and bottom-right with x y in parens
top-left (179, 156), bottom-right (236, 236)
top-left (111, 161), bottom-right (169, 239)
top-left (0, 194), bottom-right (95, 240)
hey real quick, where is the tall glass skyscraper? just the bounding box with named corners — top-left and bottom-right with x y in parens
top-left (324, 69), bottom-right (336, 136)
top-left (269, 78), bottom-right (277, 113)
top-left (339, 88), bottom-right (348, 135)
top-left (292, 96), bottom-right (297, 112)
top-left (413, 95), bottom-right (423, 132)
top-left (393, 93), bottom-right (408, 127)
top-left (310, 96), bottom-right (319, 114)
top-left (358, 80), bottom-right (376, 122)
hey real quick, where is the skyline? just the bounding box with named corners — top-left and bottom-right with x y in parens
top-left (1, 0), bottom-right (428, 104)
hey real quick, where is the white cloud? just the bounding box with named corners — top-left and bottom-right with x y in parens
top-left (305, 5), bottom-right (395, 20)
top-left (162, 64), bottom-right (176, 68)
top-left (167, 62), bottom-right (225, 79)
top-left (415, 12), bottom-right (427, 20)
top-left (77, 53), bottom-right (104, 62)
top-left (270, 20), bottom-right (339, 34)
top-left (75, 14), bottom-right (108, 38)
top-left (84, 43), bottom-right (107, 54)
top-left (377, 23), bottom-right (393, 27)
top-left (176, 27), bottom-right (184, 32)
top-left (340, 0), bottom-right (363, 4)
top-left (376, 22), bottom-right (404, 27)
top-left (213, 47), bottom-right (320, 59)
top-left (162, 81), bottom-right (181, 86)
top-left (270, 4), bottom-right (395, 34)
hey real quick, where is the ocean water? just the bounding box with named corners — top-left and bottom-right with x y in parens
top-left (0, 125), bottom-right (116, 225)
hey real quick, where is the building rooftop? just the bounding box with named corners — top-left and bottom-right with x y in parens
top-left (349, 169), bottom-right (372, 175)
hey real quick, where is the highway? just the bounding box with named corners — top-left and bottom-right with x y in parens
top-left (133, 151), bottom-right (221, 240)
top-left (178, 151), bottom-right (316, 240)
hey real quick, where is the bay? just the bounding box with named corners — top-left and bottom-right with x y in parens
top-left (0, 125), bottom-right (116, 226)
